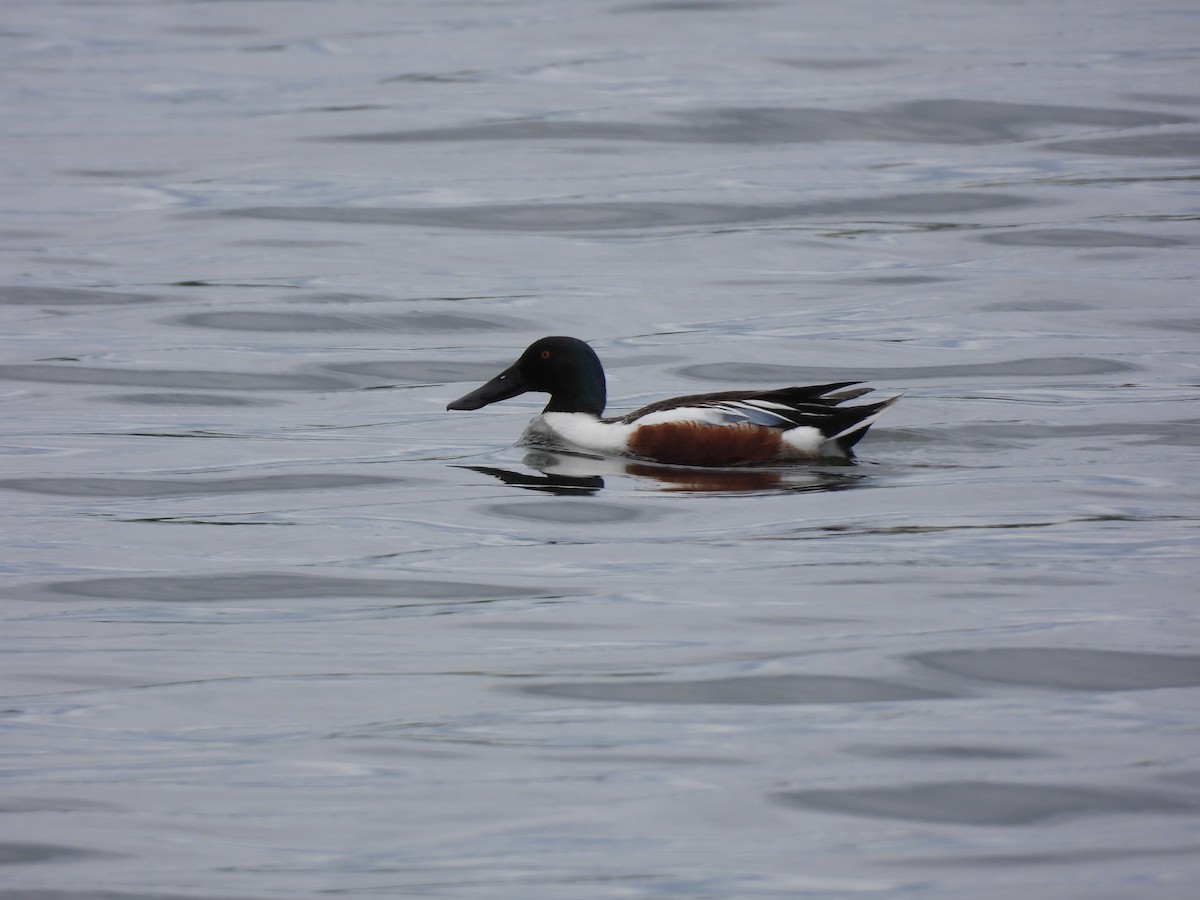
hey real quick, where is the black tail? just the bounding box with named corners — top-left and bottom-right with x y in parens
top-left (824, 396), bottom-right (900, 454)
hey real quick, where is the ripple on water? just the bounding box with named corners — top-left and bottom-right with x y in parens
top-left (0, 286), bottom-right (160, 305)
top-left (1137, 316), bottom-right (1200, 333)
top-left (900, 843), bottom-right (1200, 869)
top-left (0, 841), bottom-right (124, 864)
top-left (38, 572), bottom-right (551, 604)
top-left (0, 474), bottom-right (404, 498)
top-left (843, 744), bottom-right (1050, 761)
top-left (1047, 132), bottom-right (1200, 157)
top-left (676, 356), bottom-right (1139, 384)
top-left (322, 99), bottom-right (1190, 146)
top-left (175, 310), bottom-right (533, 333)
top-left (520, 674), bottom-right (957, 705)
top-left (0, 364), bottom-right (354, 391)
top-left (326, 359), bottom-right (511, 385)
top-left (897, 419), bottom-right (1200, 450)
top-left (0, 797), bottom-right (120, 813)
top-left (482, 499), bottom-right (661, 524)
top-left (775, 781), bottom-right (1200, 825)
top-left (910, 648), bottom-right (1200, 691)
top-left (224, 192), bottom-right (1031, 233)
top-left (978, 229), bottom-right (1187, 248)
top-left (104, 392), bottom-right (277, 407)
top-left (0, 890), bottom-right (260, 900)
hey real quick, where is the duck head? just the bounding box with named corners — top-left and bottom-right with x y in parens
top-left (447, 336), bottom-right (607, 416)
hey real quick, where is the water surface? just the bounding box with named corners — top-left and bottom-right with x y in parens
top-left (3, 0), bottom-right (1199, 897)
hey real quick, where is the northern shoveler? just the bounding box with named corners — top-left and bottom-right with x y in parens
top-left (447, 336), bottom-right (897, 467)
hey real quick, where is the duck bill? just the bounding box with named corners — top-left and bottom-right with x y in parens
top-left (446, 366), bottom-right (530, 411)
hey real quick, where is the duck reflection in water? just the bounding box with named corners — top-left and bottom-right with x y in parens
top-left (462, 450), bottom-right (870, 495)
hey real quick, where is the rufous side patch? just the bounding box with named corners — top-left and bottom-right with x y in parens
top-left (628, 422), bottom-right (783, 467)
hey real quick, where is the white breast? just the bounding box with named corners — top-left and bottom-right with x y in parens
top-left (523, 413), bottom-right (635, 456)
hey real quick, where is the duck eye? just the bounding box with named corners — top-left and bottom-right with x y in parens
top-left (540, 350), bottom-right (551, 360)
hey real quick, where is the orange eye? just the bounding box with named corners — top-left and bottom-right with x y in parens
top-left (540, 350), bottom-right (551, 359)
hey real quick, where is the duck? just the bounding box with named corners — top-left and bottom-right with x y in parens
top-left (446, 336), bottom-right (897, 467)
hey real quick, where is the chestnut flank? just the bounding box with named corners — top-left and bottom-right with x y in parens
top-left (628, 422), bottom-right (783, 467)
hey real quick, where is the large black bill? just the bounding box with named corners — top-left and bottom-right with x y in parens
top-left (446, 366), bottom-right (529, 411)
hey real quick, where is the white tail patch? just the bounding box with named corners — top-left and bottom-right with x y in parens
top-left (780, 426), bottom-right (826, 458)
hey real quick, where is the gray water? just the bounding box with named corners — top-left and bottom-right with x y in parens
top-left (3, 1), bottom-right (1199, 897)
